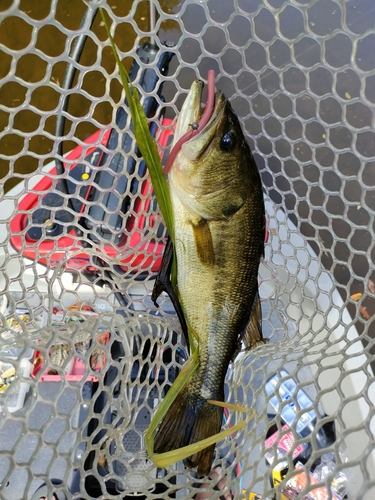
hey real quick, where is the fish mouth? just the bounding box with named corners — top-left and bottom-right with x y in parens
top-left (164, 71), bottom-right (226, 173)
top-left (172, 74), bottom-right (226, 161)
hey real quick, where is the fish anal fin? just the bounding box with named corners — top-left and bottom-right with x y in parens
top-left (190, 218), bottom-right (215, 266)
top-left (243, 292), bottom-right (264, 350)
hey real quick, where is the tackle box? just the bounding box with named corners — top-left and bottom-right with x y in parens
top-left (31, 332), bottom-right (110, 382)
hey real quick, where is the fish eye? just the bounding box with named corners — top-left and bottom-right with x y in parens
top-left (220, 130), bottom-right (236, 152)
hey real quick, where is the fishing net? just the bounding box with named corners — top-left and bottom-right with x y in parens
top-left (0, 0), bottom-right (374, 498)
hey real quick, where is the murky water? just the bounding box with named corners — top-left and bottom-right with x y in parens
top-left (0, 0), bottom-right (179, 191)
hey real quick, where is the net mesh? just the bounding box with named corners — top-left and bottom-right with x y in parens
top-left (0, 0), bottom-right (374, 498)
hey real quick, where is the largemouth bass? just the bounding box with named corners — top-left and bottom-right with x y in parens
top-left (153, 76), bottom-right (265, 476)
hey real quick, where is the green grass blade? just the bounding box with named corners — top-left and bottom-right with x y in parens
top-left (99, 8), bottom-right (174, 240)
top-left (207, 400), bottom-right (247, 412)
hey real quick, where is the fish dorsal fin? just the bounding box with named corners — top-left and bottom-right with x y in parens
top-left (190, 218), bottom-right (215, 266)
top-left (243, 292), bottom-right (264, 349)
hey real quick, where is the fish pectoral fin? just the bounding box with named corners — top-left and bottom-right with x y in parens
top-left (190, 218), bottom-right (215, 266)
top-left (243, 292), bottom-right (264, 350)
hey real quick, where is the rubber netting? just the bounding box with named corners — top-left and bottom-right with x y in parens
top-left (0, 0), bottom-right (374, 499)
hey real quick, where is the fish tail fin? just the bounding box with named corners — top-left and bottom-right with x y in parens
top-left (154, 387), bottom-right (223, 476)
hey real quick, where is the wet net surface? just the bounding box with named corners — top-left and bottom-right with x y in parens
top-left (0, 0), bottom-right (374, 498)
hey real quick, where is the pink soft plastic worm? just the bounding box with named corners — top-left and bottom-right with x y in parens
top-left (164, 70), bottom-right (216, 174)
